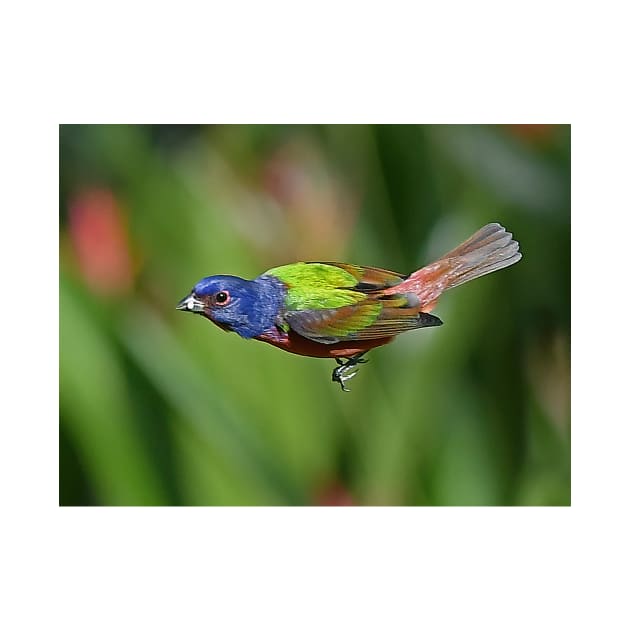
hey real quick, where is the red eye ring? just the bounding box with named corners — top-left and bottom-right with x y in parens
top-left (215, 291), bottom-right (230, 305)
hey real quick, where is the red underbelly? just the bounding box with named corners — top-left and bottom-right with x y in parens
top-left (255, 329), bottom-right (394, 358)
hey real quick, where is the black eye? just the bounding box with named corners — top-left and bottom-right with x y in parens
top-left (215, 291), bottom-right (229, 304)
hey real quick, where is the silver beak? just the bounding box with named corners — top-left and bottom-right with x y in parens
top-left (176, 294), bottom-right (205, 313)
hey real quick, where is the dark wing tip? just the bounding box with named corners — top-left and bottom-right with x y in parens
top-left (418, 312), bottom-right (443, 327)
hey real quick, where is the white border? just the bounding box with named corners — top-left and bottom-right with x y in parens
top-left (4, 1), bottom-right (629, 628)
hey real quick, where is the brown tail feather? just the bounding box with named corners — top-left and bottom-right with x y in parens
top-left (391, 223), bottom-right (522, 311)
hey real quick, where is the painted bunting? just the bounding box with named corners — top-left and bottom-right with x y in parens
top-left (177, 223), bottom-right (521, 390)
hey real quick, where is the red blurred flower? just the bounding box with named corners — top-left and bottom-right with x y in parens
top-left (68, 188), bottom-right (133, 295)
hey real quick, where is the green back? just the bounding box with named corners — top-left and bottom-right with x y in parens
top-left (264, 262), bottom-right (368, 311)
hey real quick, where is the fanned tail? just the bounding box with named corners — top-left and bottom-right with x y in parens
top-left (394, 223), bottom-right (522, 312)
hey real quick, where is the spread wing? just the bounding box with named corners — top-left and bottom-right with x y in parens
top-left (263, 261), bottom-right (441, 344)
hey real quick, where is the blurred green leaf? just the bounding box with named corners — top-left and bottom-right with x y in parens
top-left (60, 279), bottom-right (166, 505)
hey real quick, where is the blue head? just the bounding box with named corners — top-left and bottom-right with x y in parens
top-left (176, 274), bottom-right (286, 339)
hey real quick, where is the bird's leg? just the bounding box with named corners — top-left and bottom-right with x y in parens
top-left (332, 352), bottom-right (369, 392)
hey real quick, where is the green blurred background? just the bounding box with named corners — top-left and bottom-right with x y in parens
top-left (59, 124), bottom-right (570, 506)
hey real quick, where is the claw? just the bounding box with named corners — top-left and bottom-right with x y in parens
top-left (331, 352), bottom-right (369, 392)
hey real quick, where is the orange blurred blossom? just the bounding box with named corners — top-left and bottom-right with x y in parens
top-left (68, 188), bottom-right (134, 295)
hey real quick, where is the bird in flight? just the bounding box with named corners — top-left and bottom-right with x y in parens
top-left (177, 223), bottom-right (521, 391)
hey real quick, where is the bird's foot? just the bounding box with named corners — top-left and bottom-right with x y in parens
top-left (332, 353), bottom-right (369, 392)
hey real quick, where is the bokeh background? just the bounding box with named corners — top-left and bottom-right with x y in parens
top-left (59, 124), bottom-right (570, 506)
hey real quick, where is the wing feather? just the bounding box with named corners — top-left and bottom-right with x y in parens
top-left (285, 302), bottom-right (383, 344)
top-left (284, 299), bottom-right (442, 343)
